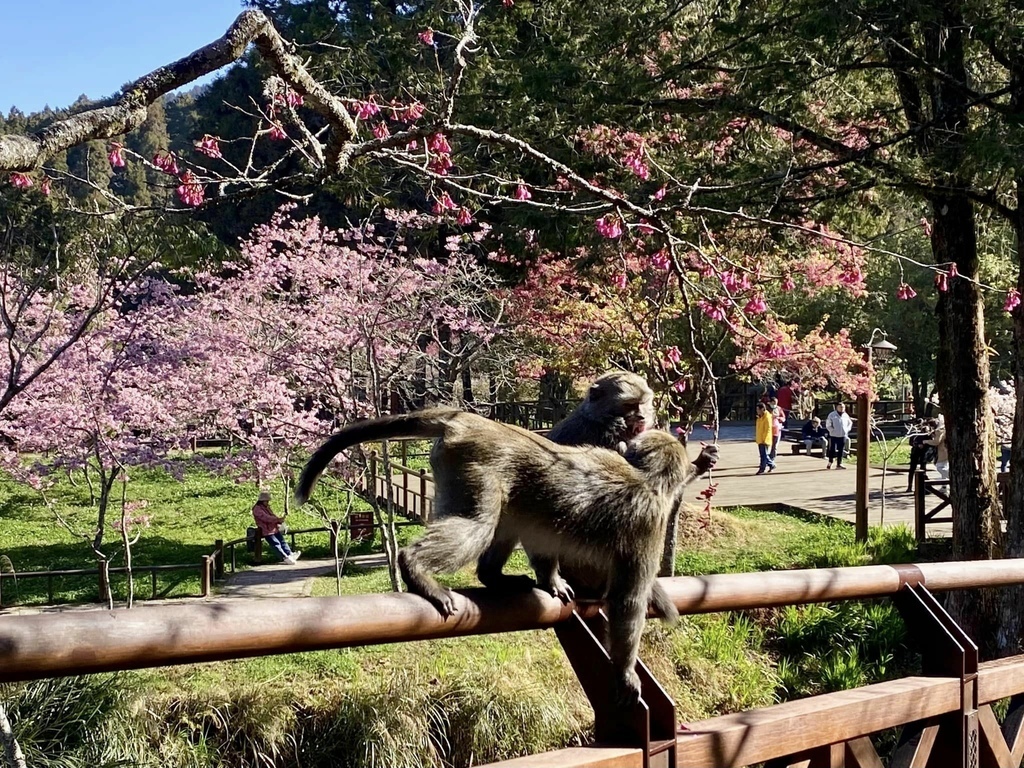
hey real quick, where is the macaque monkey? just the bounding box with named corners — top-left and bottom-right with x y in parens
top-left (482, 371), bottom-right (688, 617)
top-left (547, 371), bottom-right (656, 453)
top-left (296, 408), bottom-right (718, 703)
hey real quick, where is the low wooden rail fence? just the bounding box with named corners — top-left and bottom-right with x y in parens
top-left (914, 470), bottom-right (1010, 542)
top-left (4, 559), bottom-right (1024, 767)
top-left (0, 559), bottom-right (216, 608)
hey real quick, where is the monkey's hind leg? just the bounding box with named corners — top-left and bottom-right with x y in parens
top-left (605, 558), bottom-right (657, 706)
top-left (476, 516), bottom-right (535, 593)
top-left (399, 516), bottom-right (496, 619)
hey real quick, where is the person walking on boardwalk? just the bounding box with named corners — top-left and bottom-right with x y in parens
top-left (825, 402), bottom-right (853, 470)
top-left (755, 402), bottom-right (776, 475)
top-left (252, 491), bottom-right (302, 564)
top-left (768, 396), bottom-right (785, 461)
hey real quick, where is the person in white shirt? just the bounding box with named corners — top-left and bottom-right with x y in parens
top-left (825, 402), bottom-right (853, 470)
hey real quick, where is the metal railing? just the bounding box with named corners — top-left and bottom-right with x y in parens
top-left (4, 559), bottom-right (1024, 768)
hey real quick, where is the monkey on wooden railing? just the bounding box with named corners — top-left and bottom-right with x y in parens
top-left (296, 404), bottom-right (717, 705)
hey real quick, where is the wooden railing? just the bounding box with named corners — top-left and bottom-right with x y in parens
top-left (4, 559), bottom-right (1024, 767)
top-left (364, 448), bottom-right (434, 521)
top-left (0, 558), bottom-right (216, 608)
top-left (914, 470), bottom-right (1010, 542)
top-left (487, 399), bottom-right (578, 430)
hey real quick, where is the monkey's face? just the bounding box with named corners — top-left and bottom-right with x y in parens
top-left (589, 372), bottom-right (656, 439)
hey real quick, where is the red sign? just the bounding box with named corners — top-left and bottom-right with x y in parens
top-left (349, 512), bottom-right (374, 541)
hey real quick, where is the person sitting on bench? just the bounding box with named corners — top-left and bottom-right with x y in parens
top-left (801, 416), bottom-right (829, 456)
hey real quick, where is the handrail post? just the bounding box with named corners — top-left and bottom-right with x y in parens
top-left (915, 470), bottom-right (927, 543)
top-left (201, 556), bottom-right (212, 598)
top-left (214, 539), bottom-right (224, 580)
top-left (253, 533), bottom-right (263, 565)
top-left (419, 468), bottom-right (428, 521)
top-left (555, 611), bottom-right (676, 768)
top-left (892, 582), bottom-right (978, 767)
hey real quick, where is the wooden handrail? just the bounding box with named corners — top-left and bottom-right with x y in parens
top-left (4, 559), bottom-right (1024, 683)
top-left (481, 656), bottom-right (1024, 768)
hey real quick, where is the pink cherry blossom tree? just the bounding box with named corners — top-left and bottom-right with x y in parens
top-left (0, 279), bottom-right (187, 605)
top-left (165, 206), bottom-right (502, 588)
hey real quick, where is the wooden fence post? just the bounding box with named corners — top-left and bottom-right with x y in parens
top-left (369, 450), bottom-right (378, 500)
top-left (214, 540), bottom-right (224, 580)
top-left (914, 470), bottom-right (926, 543)
top-left (419, 468), bottom-right (428, 521)
top-left (254, 533), bottom-right (263, 564)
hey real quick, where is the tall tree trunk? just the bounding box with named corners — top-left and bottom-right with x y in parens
top-left (92, 470), bottom-right (118, 554)
top-left (1000, 141), bottom-right (1024, 652)
top-left (461, 363), bottom-right (475, 404)
top-left (932, 192), bottom-right (1004, 655)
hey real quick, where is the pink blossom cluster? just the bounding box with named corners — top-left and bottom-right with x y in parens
top-left (108, 142), bottom-right (126, 168)
top-left (595, 214), bottom-right (623, 239)
top-left (10, 172), bottom-right (33, 189)
top-left (194, 135), bottom-right (222, 159)
top-left (650, 249), bottom-right (672, 271)
top-left (176, 170), bottom-right (204, 207)
top-left (153, 151), bottom-right (180, 175)
top-left (896, 282), bottom-right (917, 300)
top-left (1006, 290), bottom-right (1021, 313)
top-left (355, 98), bottom-right (380, 120)
top-left (432, 191), bottom-right (457, 214)
top-left (698, 299), bottom-right (729, 322)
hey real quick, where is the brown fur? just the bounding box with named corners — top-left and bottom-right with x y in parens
top-left (295, 407), bottom-right (711, 703)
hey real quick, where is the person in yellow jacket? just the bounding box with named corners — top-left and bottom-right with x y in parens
top-left (755, 402), bottom-right (776, 474)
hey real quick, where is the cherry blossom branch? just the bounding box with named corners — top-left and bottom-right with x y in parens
top-left (0, 10), bottom-right (357, 175)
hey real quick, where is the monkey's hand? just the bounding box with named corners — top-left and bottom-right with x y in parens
top-left (539, 572), bottom-right (575, 604)
top-left (693, 443), bottom-right (719, 475)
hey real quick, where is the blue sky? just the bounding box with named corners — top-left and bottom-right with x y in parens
top-left (1, 0), bottom-right (248, 115)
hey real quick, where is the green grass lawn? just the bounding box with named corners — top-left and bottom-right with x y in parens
top-left (0, 457), bottom-right (363, 605)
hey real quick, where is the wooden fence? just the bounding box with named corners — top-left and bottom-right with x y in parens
top-left (0, 558), bottom-right (215, 608)
top-left (914, 470), bottom-right (1010, 542)
top-left (4, 559), bottom-right (1024, 767)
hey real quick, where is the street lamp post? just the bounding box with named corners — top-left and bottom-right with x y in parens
top-left (855, 329), bottom-right (898, 542)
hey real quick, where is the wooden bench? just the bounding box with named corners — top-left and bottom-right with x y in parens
top-left (782, 427), bottom-right (827, 456)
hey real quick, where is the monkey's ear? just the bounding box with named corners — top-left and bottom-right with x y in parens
top-left (588, 382), bottom-right (606, 400)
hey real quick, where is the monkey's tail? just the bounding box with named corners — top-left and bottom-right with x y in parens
top-left (650, 581), bottom-right (679, 623)
top-left (295, 409), bottom-right (456, 505)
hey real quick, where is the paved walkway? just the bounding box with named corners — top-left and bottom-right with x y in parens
top-left (689, 423), bottom-right (932, 533)
top-left (219, 553), bottom-right (388, 598)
